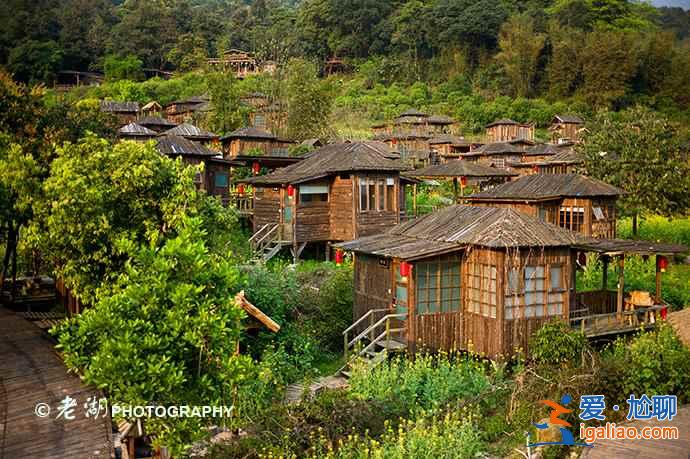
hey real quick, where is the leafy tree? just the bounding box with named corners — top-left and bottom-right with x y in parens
top-left (7, 40), bottom-right (63, 84)
top-left (390, 0), bottom-right (431, 81)
top-left (580, 107), bottom-right (690, 235)
top-left (167, 33), bottom-right (207, 72)
top-left (495, 14), bottom-right (546, 98)
top-left (545, 21), bottom-right (584, 99)
top-left (103, 54), bottom-right (144, 82)
top-left (284, 58), bottom-right (334, 140)
top-left (54, 215), bottom-right (253, 454)
top-left (204, 71), bottom-right (246, 135)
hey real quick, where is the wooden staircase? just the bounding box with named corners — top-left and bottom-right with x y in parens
top-left (249, 224), bottom-right (290, 262)
top-left (340, 308), bottom-right (407, 377)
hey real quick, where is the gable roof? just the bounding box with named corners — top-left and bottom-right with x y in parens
top-left (336, 205), bottom-right (586, 259)
top-left (467, 174), bottom-right (624, 201)
top-left (429, 134), bottom-right (471, 146)
top-left (524, 143), bottom-right (561, 156)
top-left (156, 135), bottom-right (219, 157)
top-left (486, 118), bottom-right (519, 128)
top-left (427, 115), bottom-right (456, 124)
top-left (100, 100), bottom-right (140, 113)
top-left (461, 142), bottom-right (525, 156)
top-left (138, 116), bottom-right (177, 129)
top-left (398, 108), bottom-right (428, 117)
top-left (554, 114), bottom-right (584, 124)
top-left (220, 127), bottom-right (277, 141)
top-left (547, 148), bottom-right (584, 165)
top-left (118, 122), bottom-right (156, 137)
top-left (162, 123), bottom-right (218, 140)
top-left (242, 141), bottom-right (410, 186)
top-left (405, 160), bottom-right (517, 179)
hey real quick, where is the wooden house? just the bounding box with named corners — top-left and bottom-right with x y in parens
top-left (459, 142), bottom-right (527, 170)
top-left (374, 131), bottom-right (431, 167)
top-left (141, 101), bottom-right (162, 117)
top-left (118, 122), bottom-right (157, 142)
top-left (428, 135), bottom-right (476, 162)
top-left (55, 70), bottom-right (103, 91)
top-left (324, 56), bottom-right (348, 76)
top-left (164, 96), bottom-right (210, 124)
top-left (508, 145), bottom-right (582, 177)
top-left (138, 115), bottom-right (177, 133)
top-left (156, 136), bottom-right (233, 201)
top-left (248, 101), bottom-right (288, 134)
top-left (207, 49), bottom-right (260, 79)
top-left (405, 161), bottom-right (516, 201)
top-left (240, 92), bottom-right (271, 109)
top-left (550, 115), bottom-right (584, 143)
top-left (485, 119), bottom-right (534, 143)
top-left (162, 123), bottom-right (219, 147)
top-left (336, 205), bottom-right (686, 358)
top-left (240, 141), bottom-right (412, 261)
top-left (465, 174), bottom-right (624, 239)
top-left (220, 127), bottom-right (295, 158)
top-left (100, 100), bottom-right (140, 126)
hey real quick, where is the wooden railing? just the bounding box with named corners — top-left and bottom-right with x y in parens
top-left (573, 290), bottom-right (618, 317)
top-left (343, 310), bottom-right (407, 360)
top-left (570, 305), bottom-right (665, 337)
top-left (228, 194), bottom-right (253, 216)
top-left (249, 223), bottom-right (279, 254)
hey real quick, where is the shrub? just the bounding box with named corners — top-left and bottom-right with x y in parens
top-left (530, 320), bottom-right (588, 366)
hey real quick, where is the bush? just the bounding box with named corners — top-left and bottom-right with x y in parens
top-left (530, 320), bottom-right (589, 366)
top-left (601, 323), bottom-right (690, 400)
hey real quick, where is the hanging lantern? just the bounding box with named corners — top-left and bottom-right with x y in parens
top-left (237, 184), bottom-right (245, 195)
top-left (532, 165), bottom-right (539, 173)
top-left (657, 256), bottom-right (669, 273)
top-left (392, 139), bottom-right (398, 145)
top-left (335, 249), bottom-right (344, 265)
top-left (287, 184), bottom-right (295, 197)
top-left (460, 176), bottom-right (467, 187)
top-left (252, 161), bottom-right (260, 175)
top-left (577, 252), bottom-right (587, 266)
top-left (399, 261), bottom-right (412, 278)
top-left (661, 306), bottom-right (668, 320)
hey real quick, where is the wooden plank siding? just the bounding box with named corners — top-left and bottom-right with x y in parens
top-left (353, 254), bottom-right (394, 334)
top-left (330, 175), bottom-right (354, 241)
top-left (253, 187), bottom-right (281, 231)
top-left (354, 174), bottom-right (400, 238)
top-left (295, 199), bottom-right (330, 243)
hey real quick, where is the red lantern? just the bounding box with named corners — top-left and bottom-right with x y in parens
top-left (237, 184), bottom-right (245, 195)
top-left (252, 161), bottom-right (260, 175)
top-left (532, 165), bottom-right (539, 173)
top-left (657, 256), bottom-right (669, 273)
top-left (287, 184), bottom-right (295, 197)
top-left (335, 249), bottom-right (344, 265)
top-left (399, 261), bottom-right (412, 278)
top-left (460, 176), bottom-right (467, 187)
top-left (578, 252), bottom-right (587, 266)
top-left (392, 139), bottom-right (397, 145)
top-left (661, 306), bottom-right (668, 320)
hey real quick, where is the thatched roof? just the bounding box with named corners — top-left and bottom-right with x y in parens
top-left (156, 135), bottom-right (219, 157)
top-left (118, 122), bottom-right (157, 137)
top-left (405, 160), bottom-right (517, 179)
top-left (162, 123), bottom-right (218, 141)
top-left (100, 100), bottom-right (140, 113)
top-left (461, 142), bottom-right (525, 157)
top-left (467, 174), bottom-right (624, 201)
top-left (336, 205), bottom-right (586, 259)
top-left (241, 141), bottom-right (410, 186)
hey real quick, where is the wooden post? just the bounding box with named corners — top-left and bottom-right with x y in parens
top-left (369, 312), bottom-right (375, 342)
top-left (452, 178), bottom-right (459, 202)
top-left (602, 255), bottom-right (609, 291)
top-left (655, 254), bottom-right (662, 303)
top-left (386, 316), bottom-right (391, 350)
top-left (413, 184), bottom-right (417, 216)
top-left (616, 255), bottom-right (625, 321)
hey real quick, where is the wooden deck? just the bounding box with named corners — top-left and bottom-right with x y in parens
top-left (0, 307), bottom-right (112, 458)
top-left (581, 404), bottom-right (690, 458)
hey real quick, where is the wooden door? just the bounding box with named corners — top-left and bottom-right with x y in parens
top-left (281, 189), bottom-right (294, 241)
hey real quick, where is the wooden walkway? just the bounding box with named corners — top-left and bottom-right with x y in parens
top-left (0, 307), bottom-right (112, 459)
top-left (581, 404), bottom-right (690, 458)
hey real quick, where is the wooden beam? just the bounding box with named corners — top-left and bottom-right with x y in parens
top-left (616, 255), bottom-right (625, 320)
top-left (655, 255), bottom-right (662, 303)
top-left (235, 290), bottom-right (281, 332)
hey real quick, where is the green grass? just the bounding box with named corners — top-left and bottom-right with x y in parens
top-left (618, 215), bottom-right (690, 247)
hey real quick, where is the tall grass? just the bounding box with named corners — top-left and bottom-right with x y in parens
top-left (618, 215), bottom-right (690, 247)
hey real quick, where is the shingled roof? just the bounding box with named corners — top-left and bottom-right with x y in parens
top-left (398, 108), bottom-right (428, 117)
top-left (461, 142), bottom-right (525, 157)
top-left (100, 100), bottom-right (140, 113)
top-left (242, 141), bottom-right (410, 186)
top-left (138, 116), bottom-right (177, 129)
top-left (486, 118), bottom-right (519, 128)
top-left (336, 205), bottom-right (586, 259)
top-left (220, 127), bottom-right (277, 141)
top-left (405, 160), bottom-right (517, 179)
top-left (162, 123), bottom-right (218, 141)
top-left (118, 122), bottom-right (157, 138)
top-left (553, 114), bottom-right (584, 124)
top-left (547, 148), bottom-right (584, 165)
top-left (429, 134), bottom-right (471, 146)
top-left (524, 143), bottom-right (561, 156)
top-left (156, 135), bottom-right (219, 157)
top-left (427, 115), bottom-right (456, 124)
top-left (467, 174), bottom-right (624, 201)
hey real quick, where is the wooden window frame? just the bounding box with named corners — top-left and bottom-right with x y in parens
top-left (359, 177), bottom-right (393, 213)
top-left (467, 262), bottom-right (497, 319)
top-left (505, 263), bottom-right (566, 320)
top-left (415, 259), bottom-right (462, 315)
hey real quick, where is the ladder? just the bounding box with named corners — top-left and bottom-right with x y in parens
top-left (340, 309), bottom-right (407, 377)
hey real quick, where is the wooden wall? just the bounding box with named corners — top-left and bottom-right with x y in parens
top-left (354, 174), bottom-right (400, 238)
top-left (353, 254), bottom-right (394, 330)
top-left (295, 184), bottom-right (330, 243)
top-left (330, 175), bottom-right (354, 241)
top-left (253, 187), bottom-right (281, 232)
top-left (486, 124), bottom-right (534, 143)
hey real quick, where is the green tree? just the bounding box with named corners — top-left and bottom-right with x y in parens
top-left (167, 33), bottom-right (207, 72)
top-left (545, 21), bottom-right (584, 99)
top-left (204, 71), bottom-right (246, 135)
top-left (103, 54), bottom-right (144, 81)
top-left (7, 40), bottom-right (63, 84)
top-left (284, 58), bottom-right (333, 140)
top-left (579, 107), bottom-right (690, 235)
top-left (495, 14), bottom-right (546, 97)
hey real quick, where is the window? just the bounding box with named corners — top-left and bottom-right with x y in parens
top-left (559, 206), bottom-right (586, 233)
top-left (359, 177), bottom-right (395, 212)
top-left (214, 172), bottom-right (229, 188)
top-left (538, 207), bottom-right (548, 222)
top-left (505, 264), bottom-right (565, 320)
top-left (253, 114), bottom-right (266, 128)
top-left (467, 263), bottom-right (497, 318)
top-left (395, 269), bottom-right (408, 320)
top-left (493, 157), bottom-right (505, 168)
top-left (415, 259), bottom-right (462, 314)
top-left (300, 184), bottom-right (328, 203)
